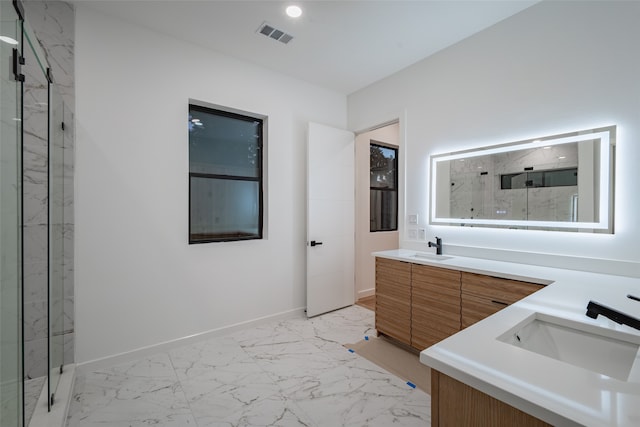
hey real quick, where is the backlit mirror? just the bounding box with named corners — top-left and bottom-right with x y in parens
top-left (430, 126), bottom-right (615, 233)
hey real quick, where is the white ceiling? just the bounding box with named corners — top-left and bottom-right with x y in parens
top-left (78, 0), bottom-right (539, 94)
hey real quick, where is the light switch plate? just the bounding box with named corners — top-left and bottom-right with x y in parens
top-left (408, 228), bottom-right (418, 239)
top-left (408, 214), bottom-right (419, 225)
top-left (418, 228), bottom-right (425, 240)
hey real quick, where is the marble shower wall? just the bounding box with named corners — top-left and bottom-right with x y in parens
top-left (22, 0), bottom-right (75, 379)
top-left (449, 144), bottom-right (578, 222)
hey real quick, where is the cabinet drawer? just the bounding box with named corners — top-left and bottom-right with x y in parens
top-left (376, 259), bottom-right (411, 295)
top-left (411, 264), bottom-right (461, 349)
top-left (461, 292), bottom-right (507, 328)
top-left (376, 257), bottom-right (411, 279)
top-left (376, 294), bottom-right (411, 344)
top-left (412, 308), bottom-right (460, 336)
top-left (411, 328), bottom-right (452, 351)
top-left (412, 286), bottom-right (460, 320)
top-left (461, 272), bottom-right (543, 304)
top-left (375, 258), bottom-right (411, 345)
top-left (412, 264), bottom-right (461, 294)
top-left (376, 294), bottom-right (410, 317)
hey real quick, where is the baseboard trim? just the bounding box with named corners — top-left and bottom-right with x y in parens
top-left (77, 307), bottom-right (306, 373)
top-left (357, 288), bottom-right (375, 299)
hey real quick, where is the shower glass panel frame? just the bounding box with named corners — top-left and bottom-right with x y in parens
top-left (22, 19), bottom-right (50, 417)
top-left (48, 83), bottom-right (65, 407)
top-left (22, 19), bottom-right (67, 413)
top-left (1, 2), bottom-right (24, 426)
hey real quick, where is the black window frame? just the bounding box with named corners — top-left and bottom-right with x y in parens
top-left (188, 103), bottom-right (264, 244)
top-left (370, 142), bottom-right (398, 232)
top-left (500, 167), bottom-right (578, 190)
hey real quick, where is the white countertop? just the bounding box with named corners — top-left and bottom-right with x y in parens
top-left (374, 249), bottom-right (640, 427)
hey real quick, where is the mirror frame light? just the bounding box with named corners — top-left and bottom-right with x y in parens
top-left (429, 126), bottom-right (615, 233)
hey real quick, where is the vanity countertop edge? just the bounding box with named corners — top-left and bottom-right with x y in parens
top-left (373, 249), bottom-right (640, 427)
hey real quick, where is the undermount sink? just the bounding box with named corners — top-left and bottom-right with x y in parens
top-left (410, 253), bottom-right (452, 262)
top-left (497, 313), bottom-right (640, 381)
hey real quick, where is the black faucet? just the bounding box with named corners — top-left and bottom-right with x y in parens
top-left (586, 300), bottom-right (640, 331)
top-left (428, 236), bottom-right (443, 255)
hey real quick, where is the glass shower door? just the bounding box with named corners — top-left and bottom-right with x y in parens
top-left (23, 20), bottom-right (54, 414)
top-left (48, 84), bottom-right (65, 406)
top-left (0, 2), bottom-right (23, 426)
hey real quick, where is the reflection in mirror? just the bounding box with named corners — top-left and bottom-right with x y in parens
top-left (430, 126), bottom-right (615, 233)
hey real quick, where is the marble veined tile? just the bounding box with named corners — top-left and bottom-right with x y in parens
top-left (344, 395), bottom-right (431, 427)
top-left (194, 394), bottom-right (315, 427)
top-left (67, 353), bottom-right (195, 427)
top-left (229, 319), bottom-right (308, 349)
top-left (180, 370), bottom-right (282, 423)
top-left (23, 337), bottom-right (48, 379)
top-left (292, 356), bottom-right (428, 426)
top-left (283, 305), bottom-right (376, 346)
top-left (169, 336), bottom-right (251, 381)
top-left (67, 306), bottom-right (431, 427)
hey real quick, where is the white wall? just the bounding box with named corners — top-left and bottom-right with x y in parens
top-left (355, 123), bottom-right (400, 299)
top-left (74, 6), bottom-right (347, 364)
top-left (348, 1), bottom-right (640, 273)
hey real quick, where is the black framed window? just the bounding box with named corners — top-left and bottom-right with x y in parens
top-left (370, 143), bottom-right (398, 232)
top-left (189, 104), bottom-right (263, 243)
top-left (501, 168), bottom-right (578, 189)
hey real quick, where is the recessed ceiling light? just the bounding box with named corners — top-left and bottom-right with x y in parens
top-left (0, 36), bottom-right (19, 45)
top-left (286, 5), bottom-right (302, 18)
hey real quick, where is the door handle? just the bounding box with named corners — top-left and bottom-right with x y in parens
top-left (310, 240), bottom-right (323, 247)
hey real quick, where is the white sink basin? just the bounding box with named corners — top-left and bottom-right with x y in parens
top-left (497, 313), bottom-right (640, 381)
top-left (410, 253), bottom-right (452, 262)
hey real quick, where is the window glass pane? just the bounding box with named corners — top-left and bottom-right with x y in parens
top-left (544, 168), bottom-right (577, 187)
top-left (527, 171), bottom-right (544, 188)
top-left (189, 108), bottom-right (261, 178)
top-left (190, 177), bottom-right (260, 241)
top-left (370, 144), bottom-right (397, 189)
top-left (370, 143), bottom-right (398, 232)
top-left (188, 103), bottom-right (263, 243)
top-left (370, 189), bottom-right (398, 232)
top-left (501, 169), bottom-right (577, 189)
top-left (501, 172), bottom-right (527, 189)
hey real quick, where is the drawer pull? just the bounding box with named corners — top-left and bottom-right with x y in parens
top-left (491, 300), bottom-right (508, 306)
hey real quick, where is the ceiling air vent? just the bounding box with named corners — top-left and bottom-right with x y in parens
top-left (257, 22), bottom-right (294, 44)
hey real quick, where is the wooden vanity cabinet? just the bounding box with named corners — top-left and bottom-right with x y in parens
top-left (375, 258), bottom-right (412, 345)
top-left (375, 258), bottom-right (545, 348)
top-left (461, 272), bottom-right (544, 328)
top-left (431, 370), bottom-right (552, 427)
top-left (411, 265), bottom-right (461, 350)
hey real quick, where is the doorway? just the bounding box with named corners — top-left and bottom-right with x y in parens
top-left (354, 122), bottom-right (401, 309)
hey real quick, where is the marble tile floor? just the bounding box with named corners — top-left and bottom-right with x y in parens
top-left (66, 305), bottom-right (430, 426)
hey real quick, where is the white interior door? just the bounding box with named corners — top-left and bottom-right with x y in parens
top-left (306, 122), bottom-right (355, 317)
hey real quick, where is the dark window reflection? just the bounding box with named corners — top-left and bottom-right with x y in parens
top-left (370, 143), bottom-right (398, 232)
